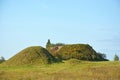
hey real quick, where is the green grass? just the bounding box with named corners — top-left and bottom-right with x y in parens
top-left (0, 60), bottom-right (120, 80)
top-left (56, 44), bottom-right (106, 61)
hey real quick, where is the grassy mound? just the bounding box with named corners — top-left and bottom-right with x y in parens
top-left (3, 46), bottom-right (57, 66)
top-left (56, 44), bottom-right (106, 61)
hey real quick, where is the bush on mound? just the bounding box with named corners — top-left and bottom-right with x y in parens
top-left (56, 44), bottom-right (107, 61)
top-left (3, 46), bottom-right (57, 66)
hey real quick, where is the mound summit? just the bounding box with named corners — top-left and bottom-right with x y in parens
top-left (4, 46), bottom-right (57, 66)
top-left (49, 44), bottom-right (107, 61)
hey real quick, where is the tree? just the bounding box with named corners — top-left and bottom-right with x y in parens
top-left (46, 39), bottom-right (52, 49)
top-left (97, 52), bottom-right (106, 59)
top-left (0, 56), bottom-right (5, 63)
top-left (114, 54), bottom-right (119, 61)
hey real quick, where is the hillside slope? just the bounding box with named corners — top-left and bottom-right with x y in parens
top-left (3, 46), bottom-right (57, 66)
top-left (56, 44), bottom-right (107, 61)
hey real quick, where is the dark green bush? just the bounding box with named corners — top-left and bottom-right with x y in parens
top-left (114, 54), bottom-right (119, 61)
top-left (0, 56), bottom-right (5, 63)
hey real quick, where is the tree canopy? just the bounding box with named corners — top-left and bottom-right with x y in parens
top-left (114, 54), bottom-right (119, 61)
top-left (46, 39), bottom-right (52, 49)
top-left (0, 56), bottom-right (5, 63)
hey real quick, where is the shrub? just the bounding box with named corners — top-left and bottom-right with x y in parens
top-left (0, 56), bottom-right (5, 63)
top-left (114, 54), bottom-right (119, 61)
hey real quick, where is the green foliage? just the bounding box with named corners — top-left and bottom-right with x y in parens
top-left (3, 46), bottom-right (58, 66)
top-left (46, 39), bottom-right (65, 49)
top-left (0, 56), bottom-right (5, 63)
top-left (54, 43), bottom-right (65, 46)
top-left (56, 44), bottom-right (107, 61)
top-left (46, 39), bottom-right (52, 49)
top-left (114, 54), bottom-right (119, 61)
top-left (96, 52), bottom-right (108, 61)
top-left (96, 52), bottom-right (106, 59)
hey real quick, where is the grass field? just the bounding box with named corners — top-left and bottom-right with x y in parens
top-left (0, 60), bottom-right (120, 80)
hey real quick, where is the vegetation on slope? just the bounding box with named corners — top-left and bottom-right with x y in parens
top-left (3, 46), bottom-right (57, 66)
top-left (46, 39), bottom-right (65, 49)
top-left (0, 56), bottom-right (5, 63)
top-left (56, 44), bottom-right (107, 61)
top-left (114, 54), bottom-right (119, 61)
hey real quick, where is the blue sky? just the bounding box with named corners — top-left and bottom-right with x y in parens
top-left (0, 0), bottom-right (120, 60)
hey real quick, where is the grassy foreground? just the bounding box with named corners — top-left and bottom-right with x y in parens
top-left (0, 60), bottom-right (120, 80)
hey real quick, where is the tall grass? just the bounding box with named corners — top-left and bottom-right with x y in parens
top-left (0, 60), bottom-right (120, 80)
